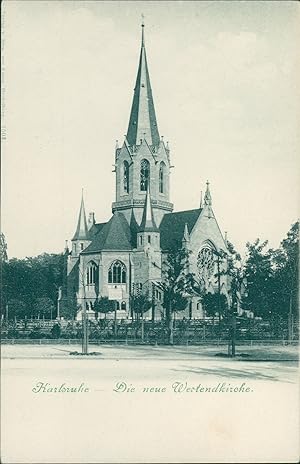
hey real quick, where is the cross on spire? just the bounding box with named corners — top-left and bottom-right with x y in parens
top-left (141, 14), bottom-right (145, 46)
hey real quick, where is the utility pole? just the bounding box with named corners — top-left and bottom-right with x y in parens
top-left (231, 310), bottom-right (236, 357)
top-left (217, 253), bottom-right (221, 322)
top-left (228, 287), bottom-right (237, 357)
top-left (169, 298), bottom-right (173, 345)
top-left (81, 270), bottom-right (88, 354)
top-left (141, 311), bottom-right (144, 342)
top-left (82, 301), bottom-right (88, 354)
top-left (114, 300), bottom-right (118, 338)
top-left (151, 282), bottom-right (156, 324)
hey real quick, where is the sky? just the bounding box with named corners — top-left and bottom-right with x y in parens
top-left (1, 1), bottom-right (299, 259)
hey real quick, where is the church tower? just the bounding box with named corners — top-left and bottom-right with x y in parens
top-left (112, 22), bottom-right (173, 226)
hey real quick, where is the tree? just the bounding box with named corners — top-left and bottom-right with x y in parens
top-left (94, 296), bottom-right (115, 320)
top-left (6, 299), bottom-right (27, 320)
top-left (273, 221), bottom-right (299, 318)
top-left (242, 239), bottom-right (273, 318)
top-left (242, 223), bottom-right (299, 323)
top-left (131, 292), bottom-right (152, 320)
top-left (161, 248), bottom-right (194, 344)
top-left (33, 297), bottom-right (55, 319)
top-left (267, 222), bottom-right (298, 342)
top-left (201, 293), bottom-right (228, 321)
top-left (131, 292), bottom-right (152, 341)
top-left (223, 241), bottom-right (245, 357)
top-left (0, 233), bottom-right (8, 262)
top-left (1, 253), bottom-right (64, 319)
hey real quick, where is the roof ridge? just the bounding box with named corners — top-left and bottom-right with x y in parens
top-left (164, 207), bottom-right (202, 216)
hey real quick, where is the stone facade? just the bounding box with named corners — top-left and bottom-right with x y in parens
top-left (60, 25), bottom-right (230, 321)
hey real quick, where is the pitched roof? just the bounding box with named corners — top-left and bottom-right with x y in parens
top-left (129, 210), bottom-right (139, 248)
top-left (126, 25), bottom-right (160, 147)
top-left (82, 212), bottom-right (133, 253)
top-left (88, 222), bottom-right (106, 239)
top-left (159, 208), bottom-right (202, 251)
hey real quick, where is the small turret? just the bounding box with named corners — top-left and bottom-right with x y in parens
top-left (200, 190), bottom-right (203, 209)
top-left (71, 191), bottom-right (91, 256)
top-left (182, 223), bottom-right (190, 246)
top-left (137, 183), bottom-right (160, 250)
top-left (64, 240), bottom-right (69, 254)
top-left (204, 181), bottom-right (212, 206)
top-left (88, 212), bottom-right (96, 230)
top-left (139, 183), bottom-right (158, 232)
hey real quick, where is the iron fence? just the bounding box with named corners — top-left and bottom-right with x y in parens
top-left (1, 338), bottom-right (299, 347)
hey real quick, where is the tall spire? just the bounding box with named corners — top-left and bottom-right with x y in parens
top-left (126, 22), bottom-right (160, 147)
top-left (141, 13), bottom-right (145, 46)
top-left (72, 191), bottom-right (89, 240)
top-left (204, 181), bottom-right (212, 206)
top-left (139, 183), bottom-right (158, 231)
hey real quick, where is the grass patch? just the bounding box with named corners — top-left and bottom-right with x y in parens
top-left (69, 351), bottom-right (101, 356)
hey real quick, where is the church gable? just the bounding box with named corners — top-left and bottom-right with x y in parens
top-left (189, 207), bottom-right (227, 254)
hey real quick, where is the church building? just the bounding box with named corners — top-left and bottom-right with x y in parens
top-left (60, 24), bottom-right (229, 320)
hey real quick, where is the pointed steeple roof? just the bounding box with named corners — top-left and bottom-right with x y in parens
top-left (204, 181), bottom-right (212, 206)
top-left (126, 23), bottom-right (160, 147)
top-left (182, 223), bottom-right (190, 243)
top-left (139, 184), bottom-right (158, 232)
top-left (72, 192), bottom-right (89, 240)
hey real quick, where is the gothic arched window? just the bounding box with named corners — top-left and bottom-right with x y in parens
top-left (197, 246), bottom-right (216, 289)
top-left (86, 262), bottom-right (98, 285)
top-left (123, 161), bottom-right (129, 193)
top-left (108, 260), bottom-right (127, 284)
top-left (159, 162), bottom-right (165, 193)
top-left (140, 159), bottom-right (150, 191)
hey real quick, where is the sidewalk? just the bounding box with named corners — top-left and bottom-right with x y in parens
top-left (1, 343), bottom-right (298, 361)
